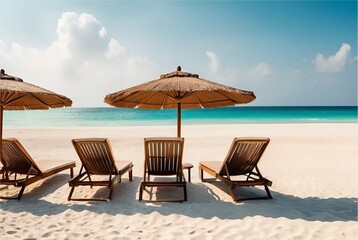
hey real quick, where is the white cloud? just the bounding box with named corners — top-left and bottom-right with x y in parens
top-left (123, 55), bottom-right (156, 85)
top-left (10, 42), bottom-right (24, 55)
top-left (99, 27), bottom-right (107, 38)
top-left (206, 51), bottom-right (219, 74)
top-left (313, 43), bottom-right (351, 73)
top-left (250, 63), bottom-right (273, 78)
top-left (55, 12), bottom-right (108, 59)
top-left (0, 12), bottom-right (156, 107)
top-left (105, 39), bottom-right (126, 59)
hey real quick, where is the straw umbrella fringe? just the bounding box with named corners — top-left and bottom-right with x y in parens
top-left (104, 66), bottom-right (255, 137)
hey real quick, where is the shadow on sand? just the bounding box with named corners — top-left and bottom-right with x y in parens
top-left (1, 174), bottom-right (357, 222)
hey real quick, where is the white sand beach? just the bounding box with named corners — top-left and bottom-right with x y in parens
top-left (1, 123), bottom-right (357, 239)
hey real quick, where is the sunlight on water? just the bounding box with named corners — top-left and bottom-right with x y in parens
top-left (4, 106), bottom-right (357, 128)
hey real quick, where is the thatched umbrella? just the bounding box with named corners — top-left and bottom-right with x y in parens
top-left (104, 66), bottom-right (255, 137)
top-left (0, 69), bottom-right (72, 161)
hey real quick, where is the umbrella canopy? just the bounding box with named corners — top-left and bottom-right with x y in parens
top-left (104, 66), bottom-right (255, 137)
top-left (0, 69), bottom-right (72, 110)
top-left (0, 69), bottom-right (72, 162)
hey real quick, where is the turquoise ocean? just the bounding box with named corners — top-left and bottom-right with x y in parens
top-left (4, 106), bottom-right (357, 128)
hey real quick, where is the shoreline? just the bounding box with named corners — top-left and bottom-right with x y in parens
top-left (4, 122), bottom-right (357, 129)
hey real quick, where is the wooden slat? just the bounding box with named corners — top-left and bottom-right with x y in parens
top-left (69, 138), bottom-right (133, 201)
top-left (199, 137), bottom-right (272, 202)
top-left (140, 137), bottom-right (186, 202)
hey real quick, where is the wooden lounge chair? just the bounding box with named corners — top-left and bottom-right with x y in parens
top-left (139, 137), bottom-right (187, 202)
top-left (0, 138), bottom-right (75, 200)
top-left (199, 138), bottom-right (272, 202)
top-left (69, 138), bottom-right (133, 201)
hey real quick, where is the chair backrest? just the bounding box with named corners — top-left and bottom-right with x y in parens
top-left (72, 138), bottom-right (118, 175)
top-left (1, 138), bottom-right (42, 175)
top-left (219, 138), bottom-right (270, 176)
top-left (144, 137), bottom-right (184, 176)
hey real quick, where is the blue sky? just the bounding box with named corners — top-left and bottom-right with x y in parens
top-left (0, 0), bottom-right (357, 107)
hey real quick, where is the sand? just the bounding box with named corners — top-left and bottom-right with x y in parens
top-left (1, 123), bottom-right (357, 239)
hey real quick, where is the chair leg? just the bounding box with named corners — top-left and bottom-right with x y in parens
top-left (232, 185), bottom-right (273, 202)
top-left (108, 186), bottom-right (114, 201)
top-left (68, 186), bottom-right (75, 201)
top-left (129, 170), bottom-right (133, 181)
top-left (139, 182), bottom-right (143, 201)
top-left (183, 184), bottom-right (187, 202)
top-left (264, 185), bottom-right (272, 199)
top-left (16, 185), bottom-right (26, 200)
top-left (199, 167), bottom-right (203, 181)
top-left (228, 185), bottom-right (237, 202)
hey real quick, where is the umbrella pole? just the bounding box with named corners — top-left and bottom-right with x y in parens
top-left (177, 102), bottom-right (181, 138)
